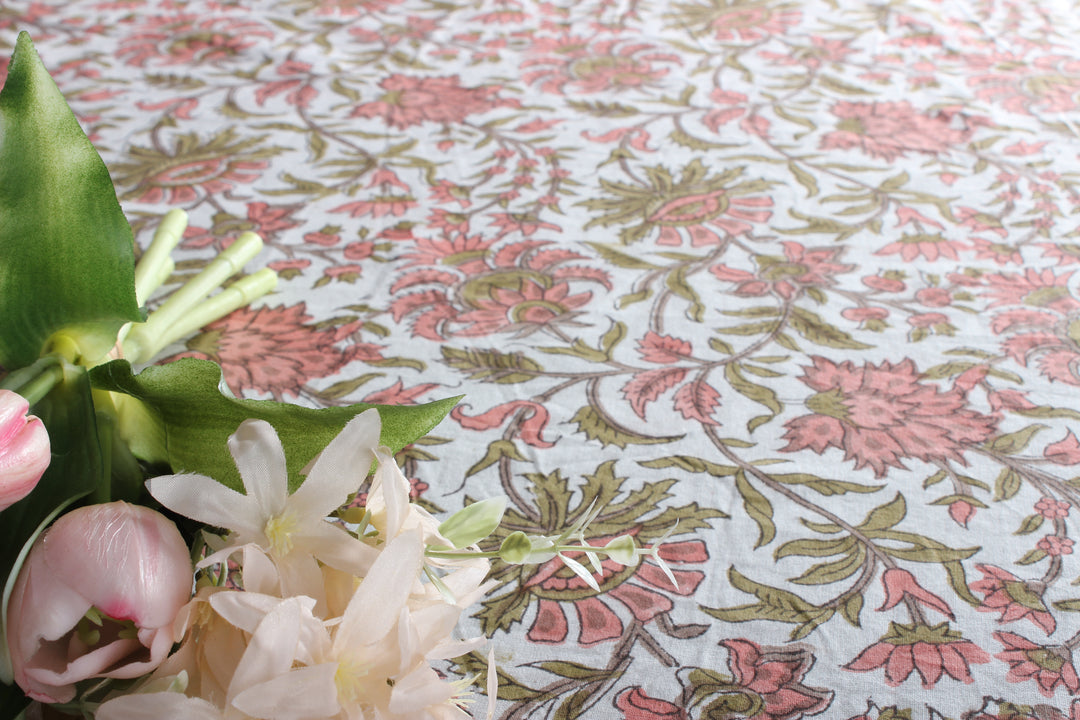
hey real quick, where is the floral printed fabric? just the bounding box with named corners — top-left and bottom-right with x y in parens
top-left (6, 0), bottom-right (1080, 716)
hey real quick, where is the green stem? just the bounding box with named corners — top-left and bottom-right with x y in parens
top-left (134, 208), bottom-right (187, 305)
top-left (0, 356), bottom-right (65, 404)
top-left (122, 232), bottom-right (270, 363)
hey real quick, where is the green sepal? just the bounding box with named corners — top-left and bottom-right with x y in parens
top-left (0, 32), bottom-right (141, 369)
top-left (89, 358), bottom-right (461, 492)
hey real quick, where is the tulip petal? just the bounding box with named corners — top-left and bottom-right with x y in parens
top-left (0, 390), bottom-right (50, 510)
top-left (289, 409), bottom-right (379, 520)
top-left (228, 420), bottom-right (287, 519)
top-left (40, 503), bottom-right (192, 629)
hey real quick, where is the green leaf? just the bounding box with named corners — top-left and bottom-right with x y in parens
top-left (789, 308), bottom-right (872, 350)
top-left (1015, 514), bottom-right (1044, 535)
top-left (89, 358), bottom-right (459, 492)
top-left (993, 468), bottom-right (1023, 501)
top-left (735, 470), bottom-right (775, 548)
top-left (570, 403), bottom-right (682, 449)
top-left (0, 33), bottom-right (142, 368)
top-left (984, 424), bottom-right (1048, 455)
top-left (1052, 598), bottom-right (1080, 612)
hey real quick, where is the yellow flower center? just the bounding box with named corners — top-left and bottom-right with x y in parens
top-left (335, 656), bottom-right (371, 706)
top-left (264, 510), bottom-right (300, 556)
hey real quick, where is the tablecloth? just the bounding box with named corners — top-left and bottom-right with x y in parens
top-left (5, 0), bottom-right (1080, 717)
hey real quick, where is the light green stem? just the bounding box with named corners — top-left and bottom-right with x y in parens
top-left (0, 356), bottom-right (64, 404)
top-left (122, 232), bottom-right (268, 363)
top-left (153, 269), bottom-right (278, 350)
top-left (134, 208), bottom-right (187, 306)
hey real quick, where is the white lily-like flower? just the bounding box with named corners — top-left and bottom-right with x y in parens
top-left (146, 411), bottom-right (383, 611)
top-left (97, 596), bottom-right (335, 720)
top-left (252, 528), bottom-right (482, 720)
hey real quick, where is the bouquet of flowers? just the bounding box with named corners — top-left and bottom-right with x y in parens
top-left (0, 32), bottom-right (670, 720)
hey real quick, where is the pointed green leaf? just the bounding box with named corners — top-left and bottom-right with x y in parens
top-left (89, 358), bottom-right (460, 492)
top-left (0, 33), bottom-right (141, 368)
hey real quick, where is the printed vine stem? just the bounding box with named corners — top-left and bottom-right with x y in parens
top-left (501, 619), bottom-right (660, 720)
top-left (497, 409), bottom-right (543, 525)
top-left (701, 424), bottom-right (936, 627)
top-left (987, 449), bottom-right (1080, 510)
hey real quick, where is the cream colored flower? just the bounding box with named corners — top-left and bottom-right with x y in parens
top-left (146, 411), bottom-right (383, 610)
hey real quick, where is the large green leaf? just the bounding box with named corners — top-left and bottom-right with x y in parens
top-left (0, 33), bottom-right (141, 369)
top-left (90, 358), bottom-right (461, 492)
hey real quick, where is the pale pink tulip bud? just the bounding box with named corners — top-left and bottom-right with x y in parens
top-left (7, 502), bottom-right (192, 703)
top-left (0, 389), bottom-right (50, 511)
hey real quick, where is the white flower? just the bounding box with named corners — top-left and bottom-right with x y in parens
top-left (97, 596), bottom-right (334, 720)
top-left (146, 410), bottom-right (383, 611)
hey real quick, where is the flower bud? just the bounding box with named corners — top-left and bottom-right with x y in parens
top-left (438, 497), bottom-right (506, 549)
top-left (498, 531), bottom-right (533, 564)
top-left (7, 502), bottom-right (192, 703)
top-left (602, 535), bottom-right (639, 566)
top-left (0, 389), bottom-right (50, 511)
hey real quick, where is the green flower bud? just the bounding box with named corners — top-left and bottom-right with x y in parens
top-left (439, 497), bottom-right (507, 549)
top-left (499, 531), bottom-right (533, 564)
top-left (603, 535), bottom-right (639, 566)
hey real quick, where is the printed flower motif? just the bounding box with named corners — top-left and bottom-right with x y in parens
top-left (877, 568), bottom-right (953, 619)
top-left (782, 357), bottom-right (997, 477)
top-left (876, 233), bottom-right (967, 262)
top-left (1037, 535), bottom-right (1074, 556)
top-left (615, 687), bottom-right (688, 719)
top-left (972, 565), bottom-right (1055, 635)
top-left (1045, 432), bottom-right (1080, 465)
top-left (146, 413), bottom-right (382, 610)
top-left (984, 269), bottom-right (1079, 313)
top-left (965, 49), bottom-right (1080, 115)
top-left (844, 622), bottom-right (990, 688)
top-left (168, 303), bottom-right (367, 400)
top-left (995, 631), bottom-right (1080, 698)
top-left (722, 640), bottom-right (832, 720)
top-left (8, 502), bottom-right (192, 703)
top-left (819, 101), bottom-right (971, 161)
top-left (454, 277), bottom-right (592, 336)
top-left (117, 14), bottom-right (273, 67)
top-left (710, 242), bottom-right (853, 300)
top-left (580, 159), bottom-right (773, 246)
top-left (111, 129), bottom-right (278, 205)
top-left (1035, 497), bottom-right (1072, 519)
top-left (0, 389), bottom-right (50, 511)
top-left (523, 537), bottom-right (706, 646)
top-left (351, 74), bottom-right (517, 128)
top-left (665, 0), bottom-right (801, 42)
top-left (522, 38), bottom-right (680, 94)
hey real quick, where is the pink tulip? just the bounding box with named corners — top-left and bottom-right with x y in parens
top-left (0, 389), bottom-right (50, 511)
top-left (7, 502), bottom-right (192, 703)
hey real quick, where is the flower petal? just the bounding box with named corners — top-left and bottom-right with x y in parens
top-left (337, 528), bottom-right (423, 650)
top-left (226, 597), bottom-right (303, 704)
top-left (228, 420), bottom-right (288, 519)
top-left (289, 409), bottom-right (379, 520)
top-left (97, 692), bottom-right (222, 720)
top-left (231, 663), bottom-right (340, 720)
top-left (147, 473), bottom-right (260, 537)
